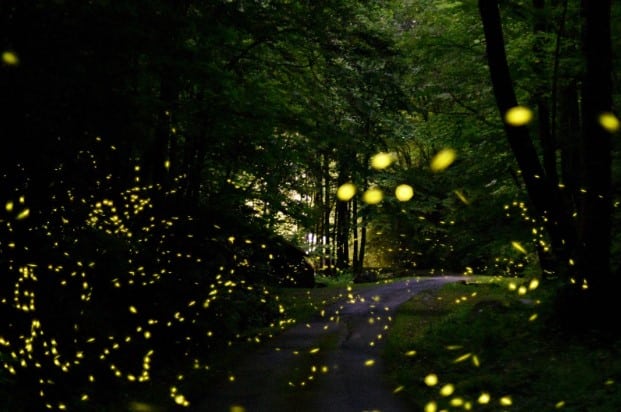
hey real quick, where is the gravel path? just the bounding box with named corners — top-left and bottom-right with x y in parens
top-left (197, 276), bottom-right (462, 412)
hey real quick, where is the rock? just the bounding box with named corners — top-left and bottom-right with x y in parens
top-left (353, 270), bottom-right (378, 284)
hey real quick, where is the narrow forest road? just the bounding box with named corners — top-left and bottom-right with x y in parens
top-left (197, 276), bottom-right (463, 412)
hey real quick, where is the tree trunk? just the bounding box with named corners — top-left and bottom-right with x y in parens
top-left (576, 0), bottom-right (613, 291)
top-left (478, 0), bottom-right (576, 276)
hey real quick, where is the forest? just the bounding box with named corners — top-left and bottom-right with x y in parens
top-left (1, 0), bottom-right (620, 410)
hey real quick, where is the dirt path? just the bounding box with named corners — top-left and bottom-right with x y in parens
top-left (197, 276), bottom-right (462, 412)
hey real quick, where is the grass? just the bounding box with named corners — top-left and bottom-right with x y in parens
top-left (383, 276), bottom-right (621, 411)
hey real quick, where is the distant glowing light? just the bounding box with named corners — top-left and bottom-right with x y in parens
top-left (450, 398), bottom-right (464, 407)
top-left (511, 241), bottom-right (527, 254)
top-left (599, 112), bottom-right (620, 133)
top-left (2, 51), bottom-right (19, 65)
top-left (439, 383), bottom-right (455, 396)
top-left (424, 401), bottom-right (437, 412)
top-left (478, 393), bottom-right (491, 404)
top-left (500, 396), bottom-right (513, 406)
top-left (424, 373), bottom-right (439, 386)
top-left (430, 149), bottom-right (456, 172)
top-left (16, 208), bottom-right (30, 220)
top-left (454, 190), bottom-right (469, 205)
top-left (362, 187), bottom-right (383, 204)
top-left (371, 152), bottom-right (395, 170)
top-left (395, 184), bottom-right (414, 201)
top-left (453, 353), bottom-right (471, 363)
top-left (505, 106), bottom-right (533, 126)
top-left (337, 183), bottom-right (357, 201)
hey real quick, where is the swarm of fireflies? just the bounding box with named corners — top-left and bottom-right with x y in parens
top-left (430, 149), bottom-right (456, 172)
top-left (505, 106), bottom-right (533, 126)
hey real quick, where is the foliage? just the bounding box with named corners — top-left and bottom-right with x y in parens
top-left (385, 279), bottom-right (621, 411)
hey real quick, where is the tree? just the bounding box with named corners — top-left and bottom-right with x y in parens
top-left (478, 0), bottom-right (618, 329)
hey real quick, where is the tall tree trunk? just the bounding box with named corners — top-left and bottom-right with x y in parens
top-left (322, 152), bottom-right (333, 273)
top-left (577, 0), bottom-right (613, 290)
top-left (479, 0), bottom-right (576, 277)
top-left (352, 195), bottom-right (361, 275)
top-left (533, 0), bottom-right (559, 188)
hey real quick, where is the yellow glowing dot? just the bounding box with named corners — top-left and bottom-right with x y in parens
top-left (393, 385), bottom-right (404, 394)
top-left (599, 112), bottom-right (620, 132)
top-left (529, 313), bottom-right (538, 321)
top-left (424, 374), bottom-right (438, 386)
top-left (512, 241), bottom-right (527, 254)
top-left (518, 286), bottom-right (527, 295)
top-left (371, 152), bottom-right (394, 170)
top-left (500, 396), bottom-right (512, 406)
top-left (362, 187), bottom-right (383, 204)
top-left (439, 384), bottom-right (455, 396)
top-left (453, 353), bottom-right (471, 363)
top-left (424, 401), bottom-right (437, 412)
top-left (230, 406), bottom-right (246, 412)
top-left (5, 201), bottom-right (14, 212)
top-left (529, 278), bottom-right (539, 290)
top-left (555, 400), bottom-right (566, 408)
top-left (174, 394), bottom-right (188, 406)
top-left (16, 209), bottom-right (30, 220)
top-left (430, 148), bottom-right (456, 172)
top-left (309, 348), bottom-right (320, 354)
top-left (364, 359), bottom-right (375, 367)
top-left (472, 355), bottom-right (480, 367)
top-left (229, 375), bottom-right (235, 382)
top-left (478, 392), bottom-right (491, 404)
top-left (505, 106), bottom-right (533, 126)
top-left (454, 190), bottom-right (469, 205)
top-left (2, 51), bottom-right (19, 65)
top-left (164, 159), bottom-right (171, 170)
top-left (129, 306), bottom-right (138, 314)
top-left (395, 184), bottom-right (414, 201)
top-left (337, 183), bottom-right (356, 201)
top-left (405, 350), bottom-right (417, 357)
top-left (450, 398), bottom-right (464, 407)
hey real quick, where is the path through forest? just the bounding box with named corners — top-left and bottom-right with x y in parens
top-left (197, 276), bottom-right (463, 412)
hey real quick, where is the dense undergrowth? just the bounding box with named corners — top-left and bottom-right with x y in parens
top-left (384, 277), bottom-right (621, 411)
top-left (0, 175), bottom-right (314, 411)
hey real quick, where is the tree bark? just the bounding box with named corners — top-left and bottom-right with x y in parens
top-left (478, 0), bottom-right (576, 276)
top-left (576, 0), bottom-right (613, 290)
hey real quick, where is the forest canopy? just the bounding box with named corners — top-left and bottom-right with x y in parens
top-left (1, 0), bottom-right (620, 409)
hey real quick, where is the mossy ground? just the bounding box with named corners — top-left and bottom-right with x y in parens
top-left (383, 277), bottom-right (621, 411)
